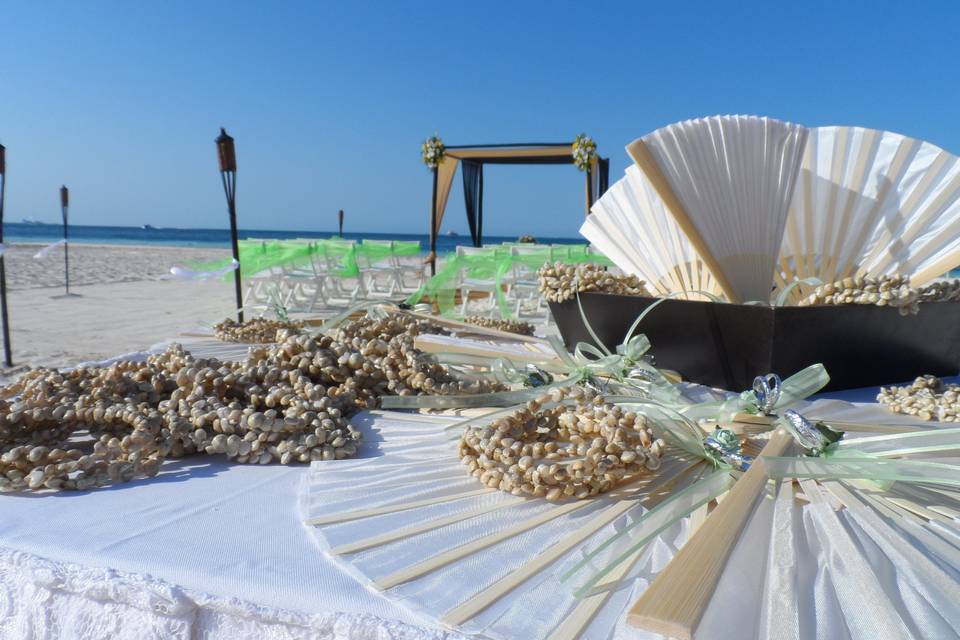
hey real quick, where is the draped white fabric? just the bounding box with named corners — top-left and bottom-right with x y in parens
top-left (0, 454), bottom-right (462, 640)
top-left (0, 546), bottom-right (462, 640)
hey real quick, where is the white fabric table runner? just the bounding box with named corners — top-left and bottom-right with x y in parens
top-left (0, 450), bottom-right (463, 639)
top-left (0, 340), bottom-right (948, 640)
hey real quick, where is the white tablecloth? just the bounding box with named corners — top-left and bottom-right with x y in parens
top-left (0, 349), bottom-right (946, 640)
top-left (0, 448), bottom-right (463, 639)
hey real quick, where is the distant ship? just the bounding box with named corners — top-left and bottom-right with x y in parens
top-left (142, 224), bottom-right (157, 230)
top-left (21, 217), bottom-right (47, 225)
top-left (446, 230), bottom-right (459, 237)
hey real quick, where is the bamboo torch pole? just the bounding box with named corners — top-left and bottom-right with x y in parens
top-left (0, 144), bottom-right (11, 366)
top-left (215, 128), bottom-right (242, 323)
top-left (60, 185), bottom-right (69, 295)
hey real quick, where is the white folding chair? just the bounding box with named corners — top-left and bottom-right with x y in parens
top-left (323, 239), bottom-right (367, 303)
top-left (508, 246), bottom-right (551, 319)
top-left (389, 240), bottom-right (429, 294)
top-left (456, 246), bottom-right (501, 316)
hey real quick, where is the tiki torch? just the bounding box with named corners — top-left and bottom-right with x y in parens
top-left (215, 128), bottom-right (243, 322)
top-left (338, 209), bottom-right (344, 237)
top-left (60, 185), bottom-right (69, 296)
top-left (0, 144), bottom-right (11, 366)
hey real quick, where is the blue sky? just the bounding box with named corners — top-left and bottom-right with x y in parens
top-left (0, 1), bottom-right (958, 238)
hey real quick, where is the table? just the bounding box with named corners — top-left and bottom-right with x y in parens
top-left (0, 353), bottom-right (946, 639)
top-left (0, 427), bottom-right (464, 640)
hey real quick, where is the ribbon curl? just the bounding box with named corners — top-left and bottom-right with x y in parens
top-left (162, 259), bottom-right (239, 281)
top-left (680, 363), bottom-right (830, 422)
top-left (33, 239), bottom-right (66, 259)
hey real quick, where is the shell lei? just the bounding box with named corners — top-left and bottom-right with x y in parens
top-left (797, 274), bottom-right (960, 314)
top-left (459, 385), bottom-right (665, 501)
top-left (538, 262), bottom-right (651, 304)
top-left (213, 317), bottom-right (306, 343)
top-left (0, 313), bottom-right (499, 492)
top-left (462, 316), bottom-right (535, 336)
top-left (878, 374), bottom-right (960, 422)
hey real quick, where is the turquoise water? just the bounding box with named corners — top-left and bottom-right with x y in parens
top-left (4, 223), bottom-right (583, 254)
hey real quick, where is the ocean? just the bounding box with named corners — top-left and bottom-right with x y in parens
top-left (4, 223), bottom-right (584, 254)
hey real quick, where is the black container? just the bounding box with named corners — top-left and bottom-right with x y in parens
top-left (549, 293), bottom-right (960, 391)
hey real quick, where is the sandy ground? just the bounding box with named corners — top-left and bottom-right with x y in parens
top-left (0, 242), bottom-right (547, 380)
top-left (3, 278), bottom-right (240, 373)
top-left (2, 243), bottom-right (229, 290)
top-left (0, 244), bottom-right (241, 377)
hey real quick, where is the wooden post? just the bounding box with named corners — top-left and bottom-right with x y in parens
top-left (429, 166), bottom-right (438, 276)
top-left (215, 128), bottom-right (243, 322)
top-left (476, 164), bottom-right (484, 247)
top-left (585, 165), bottom-right (594, 216)
top-left (60, 185), bottom-right (69, 295)
top-left (0, 145), bottom-right (11, 366)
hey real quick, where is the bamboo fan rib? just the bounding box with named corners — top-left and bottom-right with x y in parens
top-left (630, 115), bottom-right (809, 303)
top-left (582, 165), bottom-right (725, 300)
top-left (779, 126), bottom-right (960, 297)
top-left (626, 429), bottom-right (792, 639)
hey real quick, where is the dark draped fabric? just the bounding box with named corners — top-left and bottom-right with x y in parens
top-left (461, 160), bottom-right (484, 246)
top-left (586, 167), bottom-right (594, 211)
top-left (586, 159), bottom-right (611, 210)
top-left (597, 158), bottom-right (610, 200)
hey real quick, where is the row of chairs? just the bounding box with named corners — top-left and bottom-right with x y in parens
top-left (453, 244), bottom-right (607, 319)
top-left (239, 238), bottom-right (608, 321)
top-left (243, 239), bottom-right (429, 312)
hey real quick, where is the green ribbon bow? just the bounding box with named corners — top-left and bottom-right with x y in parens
top-left (680, 364), bottom-right (830, 423)
top-left (765, 416), bottom-right (960, 488)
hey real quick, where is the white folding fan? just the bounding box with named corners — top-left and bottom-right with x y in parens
top-left (302, 403), bottom-right (945, 640)
top-left (626, 115), bottom-right (810, 303)
top-left (302, 409), bottom-right (729, 640)
top-left (778, 125), bottom-right (960, 296)
top-left (625, 415), bottom-right (960, 640)
top-left (582, 165), bottom-right (725, 300)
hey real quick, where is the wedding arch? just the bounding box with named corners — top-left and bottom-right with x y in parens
top-left (421, 136), bottom-right (609, 273)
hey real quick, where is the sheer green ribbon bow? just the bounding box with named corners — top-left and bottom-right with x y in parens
top-left (379, 333), bottom-right (662, 410)
top-left (559, 389), bottom-right (766, 597)
top-left (765, 410), bottom-right (960, 488)
top-left (680, 364), bottom-right (830, 423)
top-left (559, 369), bottom-right (832, 597)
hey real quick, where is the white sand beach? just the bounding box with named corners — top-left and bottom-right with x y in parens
top-left (0, 242), bottom-right (454, 379)
top-left (0, 244), bottom-right (239, 376)
top-left (2, 243), bottom-right (230, 290)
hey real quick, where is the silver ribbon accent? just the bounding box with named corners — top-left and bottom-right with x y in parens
top-left (625, 366), bottom-right (659, 384)
top-left (752, 373), bottom-right (782, 415)
top-left (523, 365), bottom-right (554, 388)
top-left (583, 376), bottom-right (611, 395)
top-left (782, 409), bottom-right (842, 456)
top-left (703, 427), bottom-right (752, 471)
